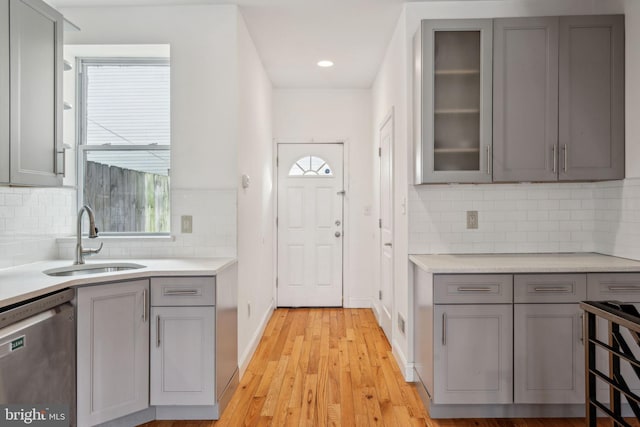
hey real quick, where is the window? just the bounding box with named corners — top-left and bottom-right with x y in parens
top-left (77, 58), bottom-right (170, 234)
top-left (288, 156), bottom-right (333, 177)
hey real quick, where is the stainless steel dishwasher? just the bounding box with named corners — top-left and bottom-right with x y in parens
top-left (0, 288), bottom-right (76, 425)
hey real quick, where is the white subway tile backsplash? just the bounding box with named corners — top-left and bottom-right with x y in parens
top-left (0, 187), bottom-right (76, 268)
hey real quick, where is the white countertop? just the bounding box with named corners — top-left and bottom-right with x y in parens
top-left (409, 253), bottom-right (640, 274)
top-left (0, 258), bottom-right (236, 308)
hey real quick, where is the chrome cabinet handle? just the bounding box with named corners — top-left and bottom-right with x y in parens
top-left (56, 148), bottom-right (66, 176)
top-left (552, 145), bottom-right (556, 173)
top-left (563, 144), bottom-right (568, 173)
top-left (579, 314), bottom-right (584, 344)
top-left (384, 242), bottom-right (392, 247)
top-left (533, 287), bottom-right (571, 292)
top-left (156, 315), bottom-right (161, 347)
top-left (163, 289), bottom-right (199, 296)
top-left (486, 146), bottom-right (491, 175)
top-left (457, 286), bottom-right (492, 292)
top-left (608, 286), bottom-right (640, 292)
top-left (142, 289), bottom-right (147, 321)
top-left (442, 313), bottom-right (447, 346)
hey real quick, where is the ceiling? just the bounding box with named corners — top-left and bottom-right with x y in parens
top-left (48, 0), bottom-right (406, 89)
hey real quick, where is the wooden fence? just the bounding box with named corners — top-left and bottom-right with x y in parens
top-left (84, 161), bottom-right (170, 233)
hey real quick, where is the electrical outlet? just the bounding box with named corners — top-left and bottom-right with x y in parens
top-left (398, 314), bottom-right (406, 335)
top-left (181, 215), bottom-right (193, 233)
top-left (466, 211), bottom-right (478, 229)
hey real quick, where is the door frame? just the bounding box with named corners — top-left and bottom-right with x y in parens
top-left (274, 139), bottom-right (350, 307)
top-left (378, 109), bottom-right (394, 337)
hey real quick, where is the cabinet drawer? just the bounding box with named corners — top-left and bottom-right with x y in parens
top-left (588, 273), bottom-right (640, 302)
top-left (151, 276), bottom-right (215, 306)
top-left (434, 274), bottom-right (512, 304)
top-left (514, 274), bottom-right (586, 303)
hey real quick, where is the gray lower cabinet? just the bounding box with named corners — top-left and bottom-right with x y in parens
top-left (433, 303), bottom-right (513, 404)
top-left (559, 15), bottom-right (625, 181)
top-left (150, 277), bottom-right (216, 406)
top-left (77, 279), bottom-right (150, 427)
top-left (513, 274), bottom-right (586, 404)
top-left (492, 17), bottom-right (559, 182)
top-left (150, 306), bottom-right (215, 405)
top-left (2, 0), bottom-right (64, 186)
top-left (588, 273), bottom-right (640, 403)
top-left (514, 304), bottom-right (584, 403)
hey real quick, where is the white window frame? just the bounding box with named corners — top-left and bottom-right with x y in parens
top-left (76, 57), bottom-right (171, 236)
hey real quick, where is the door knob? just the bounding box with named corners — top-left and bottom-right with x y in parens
top-left (335, 231), bottom-right (341, 238)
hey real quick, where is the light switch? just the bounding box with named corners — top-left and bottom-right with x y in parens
top-left (181, 215), bottom-right (193, 233)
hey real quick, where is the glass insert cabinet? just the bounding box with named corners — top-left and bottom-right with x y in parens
top-left (414, 19), bottom-right (493, 184)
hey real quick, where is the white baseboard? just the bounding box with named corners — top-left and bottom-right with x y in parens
top-left (345, 297), bottom-right (371, 308)
top-left (238, 300), bottom-right (275, 377)
top-left (392, 339), bottom-right (414, 382)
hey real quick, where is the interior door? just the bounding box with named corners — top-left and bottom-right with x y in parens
top-left (277, 143), bottom-right (344, 307)
top-left (379, 114), bottom-right (393, 339)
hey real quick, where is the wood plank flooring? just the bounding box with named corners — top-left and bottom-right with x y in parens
top-left (140, 308), bottom-right (637, 427)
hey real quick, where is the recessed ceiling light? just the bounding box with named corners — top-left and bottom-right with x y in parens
top-left (317, 60), bottom-right (334, 68)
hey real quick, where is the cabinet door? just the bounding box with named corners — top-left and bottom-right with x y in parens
top-left (514, 304), bottom-right (584, 403)
top-left (77, 280), bottom-right (150, 427)
top-left (150, 306), bottom-right (215, 405)
top-left (559, 15), bottom-right (624, 181)
top-left (433, 304), bottom-right (512, 404)
top-left (0, 1), bottom-right (8, 184)
top-left (9, 0), bottom-right (63, 186)
top-left (493, 17), bottom-right (559, 182)
top-left (418, 19), bottom-right (493, 184)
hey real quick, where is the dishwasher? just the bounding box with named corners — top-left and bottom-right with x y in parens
top-left (0, 288), bottom-right (76, 426)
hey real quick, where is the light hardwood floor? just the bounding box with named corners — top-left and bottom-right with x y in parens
top-left (140, 308), bottom-right (635, 427)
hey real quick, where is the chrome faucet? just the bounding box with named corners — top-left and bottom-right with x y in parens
top-left (75, 205), bottom-right (103, 265)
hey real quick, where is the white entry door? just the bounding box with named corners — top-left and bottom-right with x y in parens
top-left (277, 143), bottom-right (344, 307)
top-left (379, 113), bottom-right (393, 339)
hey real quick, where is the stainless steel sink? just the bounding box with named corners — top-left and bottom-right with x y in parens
top-left (44, 263), bottom-right (146, 277)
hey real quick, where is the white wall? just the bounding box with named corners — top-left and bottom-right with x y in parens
top-left (62, 5), bottom-right (239, 191)
top-left (372, 0), bottom-right (626, 379)
top-left (236, 13), bottom-right (275, 374)
top-left (58, 5), bottom-right (240, 259)
top-left (273, 89), bottom-right (375, 308)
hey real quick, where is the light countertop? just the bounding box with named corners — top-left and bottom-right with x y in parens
top-left (0, 258), bottom-right (236, 308)
top-left (409, 253), bottom-right (640, 274)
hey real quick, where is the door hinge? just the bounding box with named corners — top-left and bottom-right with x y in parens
top-left (378, 218), bottom-right (382, 228)
top-left (276, 217), bottom-right (278, 226)
top-left (276, 277), bottom-right (278, 288)
top-left (378, 147), bottom-right (382, 157)
top-left (379, 290), bottom-right (382, 300)
top-left (276, 156), bottom-right (279, 167)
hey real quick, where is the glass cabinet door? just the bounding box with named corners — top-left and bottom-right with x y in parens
top-left (416, 20), bottom-right (492, 184)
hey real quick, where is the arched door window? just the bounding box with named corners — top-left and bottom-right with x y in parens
top-left (288, 156), bottom-right (333, 177)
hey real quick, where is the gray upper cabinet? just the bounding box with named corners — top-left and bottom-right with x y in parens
top-left (414, 19), bottom-right (493, 184)
top-left (559, 15), bottom-right (625, 181)
top-left (1, 0), bottom-right (63, 186)
top-left (415, 14), bottom-right (624, 184)
top-left (493, 17), bottom-right (559, 182)
top-left (0, 2), bottom-right (9, 184)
